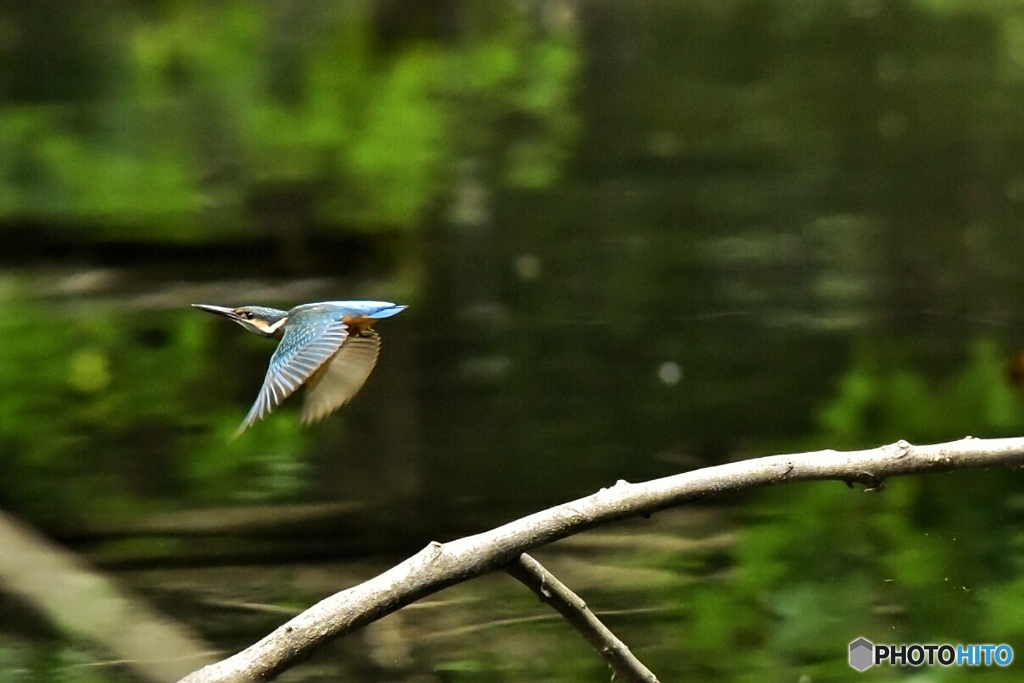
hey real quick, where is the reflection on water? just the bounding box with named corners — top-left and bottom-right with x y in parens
top-left (2, 260), bottom-right (1023, 681)
top-left (5, 0), bottom-right (1024, 680)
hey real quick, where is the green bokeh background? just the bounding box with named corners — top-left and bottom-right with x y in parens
top-left (2, 1), bottom-right (1024, 681)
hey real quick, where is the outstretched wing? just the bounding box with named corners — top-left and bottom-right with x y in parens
top-left (301, 330), bottom-right (381, 424)
top-left (236, 311), bottom-right (349, 436)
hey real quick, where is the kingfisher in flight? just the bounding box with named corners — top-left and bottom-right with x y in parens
top-left (193, 300), bottom-right (407, 435)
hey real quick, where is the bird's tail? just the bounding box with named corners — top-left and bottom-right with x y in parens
top-left (368, 304), bottom-right (407, 319)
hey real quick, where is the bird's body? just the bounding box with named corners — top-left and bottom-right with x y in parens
top-left (193, 300), bottom-right (406, 435)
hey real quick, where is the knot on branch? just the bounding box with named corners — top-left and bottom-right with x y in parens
top-left (893, 439), bottom-right (912, 458)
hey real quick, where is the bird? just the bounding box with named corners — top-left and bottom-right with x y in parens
top-left (192, 300), bottom-right (407, 435)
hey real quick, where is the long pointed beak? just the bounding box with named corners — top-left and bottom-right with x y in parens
top-left (191, 304), bottom-right (240, 320)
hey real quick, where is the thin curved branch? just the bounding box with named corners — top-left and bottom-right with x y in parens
top-left (177, 436), bottom-right (1024, 683)
top-left (507, 553), bottom-right (660, 683)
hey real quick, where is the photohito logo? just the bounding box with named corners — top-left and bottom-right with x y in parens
top-left (849, 637), bottom-right (1013, 671)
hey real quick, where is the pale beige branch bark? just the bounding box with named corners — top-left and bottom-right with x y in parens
top-left (0, 511), bottom-right (216, 683)
top-left (507, 553), bottom-right (660, 683)
top-left (177, 436), bottom-right (1024, 683)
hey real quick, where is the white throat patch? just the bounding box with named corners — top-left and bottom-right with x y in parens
top-left (264, 316), bottom-right (288, 334)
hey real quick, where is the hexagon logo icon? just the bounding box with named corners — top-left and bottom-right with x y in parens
top-left (849, 637), bottom-right (874, 671)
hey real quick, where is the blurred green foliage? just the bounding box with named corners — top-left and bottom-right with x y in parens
top-left (0, 286), bottom-right (312, 522)
top-left (0, 2), bottom-right (579, 238)
top-left (4, 0), bottom-right (1024, 681)
top-left (820, 339), bottom-right (1022, 446)
top-left (661, 338), bottom-right (1024, 680)
top-left (0, 637), bottom-right (134, 683)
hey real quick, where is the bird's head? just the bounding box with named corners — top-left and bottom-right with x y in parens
top-left (192, 304), bottom-right (290, 338)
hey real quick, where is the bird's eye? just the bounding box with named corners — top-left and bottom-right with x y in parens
top-left (238, 310), bottom-right (253, 320)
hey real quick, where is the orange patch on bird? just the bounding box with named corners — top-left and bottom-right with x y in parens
top-left (342, 314), bottom-right (374, 333)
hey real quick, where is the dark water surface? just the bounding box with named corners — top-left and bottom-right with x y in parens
top-left (4, 1), bottom-right (1024, 681)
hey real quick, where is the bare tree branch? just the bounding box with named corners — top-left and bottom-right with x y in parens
top-left (177, 436), bottom-right (1024, 683)
top-left (507, 553), bottom-right (659, 683)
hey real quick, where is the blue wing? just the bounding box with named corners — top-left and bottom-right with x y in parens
top-left (236, 307), bottom-right (349, 435)
top-left (297, 300), bottom-right (407, 319)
